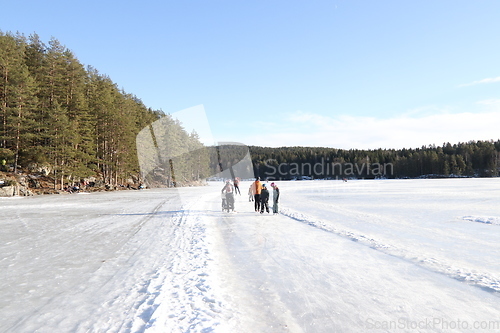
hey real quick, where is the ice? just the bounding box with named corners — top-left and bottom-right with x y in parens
top-left (1, 179), bottom-right (499, 332)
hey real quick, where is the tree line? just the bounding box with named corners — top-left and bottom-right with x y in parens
top-left (248, 140), bottom-right (500, 180)
top-left (0, 31), bottom-right (207, 189)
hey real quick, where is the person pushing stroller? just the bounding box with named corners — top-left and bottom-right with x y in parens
top-left (221, 180), bottom-right (235, 212)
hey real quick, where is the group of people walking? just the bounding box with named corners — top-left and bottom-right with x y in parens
top-left (221, 177), bottom-right (280, 214)
top-left (249, 177), bottom-right (279, 214)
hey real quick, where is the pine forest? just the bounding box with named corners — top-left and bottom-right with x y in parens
top-left (0, 31), bottom-right (210, 191)
top-left (249, 141), bottom-right (500, 180)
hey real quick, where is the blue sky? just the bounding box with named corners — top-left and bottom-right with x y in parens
top-left (2, 0), bottom-right (500, 149)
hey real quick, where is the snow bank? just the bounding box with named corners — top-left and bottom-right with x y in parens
top-left (463, 215), bottom-right (500, 225)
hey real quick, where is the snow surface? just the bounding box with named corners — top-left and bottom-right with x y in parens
top-left (1, 178), bottom-right (499, 332)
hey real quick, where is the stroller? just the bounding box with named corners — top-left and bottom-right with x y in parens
top-left (221, 191), bottom-right (234, 212)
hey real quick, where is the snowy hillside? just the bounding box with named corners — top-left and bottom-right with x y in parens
top-left (1, 179), bottom-right (499, 332)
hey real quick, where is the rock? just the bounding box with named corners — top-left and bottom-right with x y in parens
top-left (0, 183), bottom-right (34, 197)
top-left (0, 186), bottom-right (15, 197)
top-left (18, 186), bottom-right (34, 196)
top-left (28, 177), bottom-right (42, 189)
top-left (27, 163), bottom-right (52, 176)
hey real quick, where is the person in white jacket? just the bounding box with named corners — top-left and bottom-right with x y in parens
top-left (271, 182), bottom-right (280, 214)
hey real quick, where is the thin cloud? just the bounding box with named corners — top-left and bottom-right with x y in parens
top-left (459, 76), bottom-right (500, 87)
top-left (477, 99), bottom-right (500, 106)
top-left (233, 110), bottom-right (500, 150)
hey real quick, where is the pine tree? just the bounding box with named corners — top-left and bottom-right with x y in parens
top-left (0, 32), bottom-right (38, 172)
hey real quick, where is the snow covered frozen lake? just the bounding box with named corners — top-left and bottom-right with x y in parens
top-left (1, 178), bottom-right (499, 332)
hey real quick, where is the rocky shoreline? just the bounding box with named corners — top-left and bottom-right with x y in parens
top-left (0, 172), bottom-right (139, 197)
top-left (0, 171), bottom-right (206, 197)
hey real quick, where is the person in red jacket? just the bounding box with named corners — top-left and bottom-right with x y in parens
top-left (233, 177), bottom-right (241, 195)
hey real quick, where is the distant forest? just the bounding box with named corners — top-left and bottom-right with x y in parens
top-left (249, 141), bottom-right (500, 180)
top-left (0, 31), bottom-right (208, 189)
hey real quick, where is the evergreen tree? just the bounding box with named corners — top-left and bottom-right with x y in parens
top-left (0, 32), bottom-right (38, 172)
